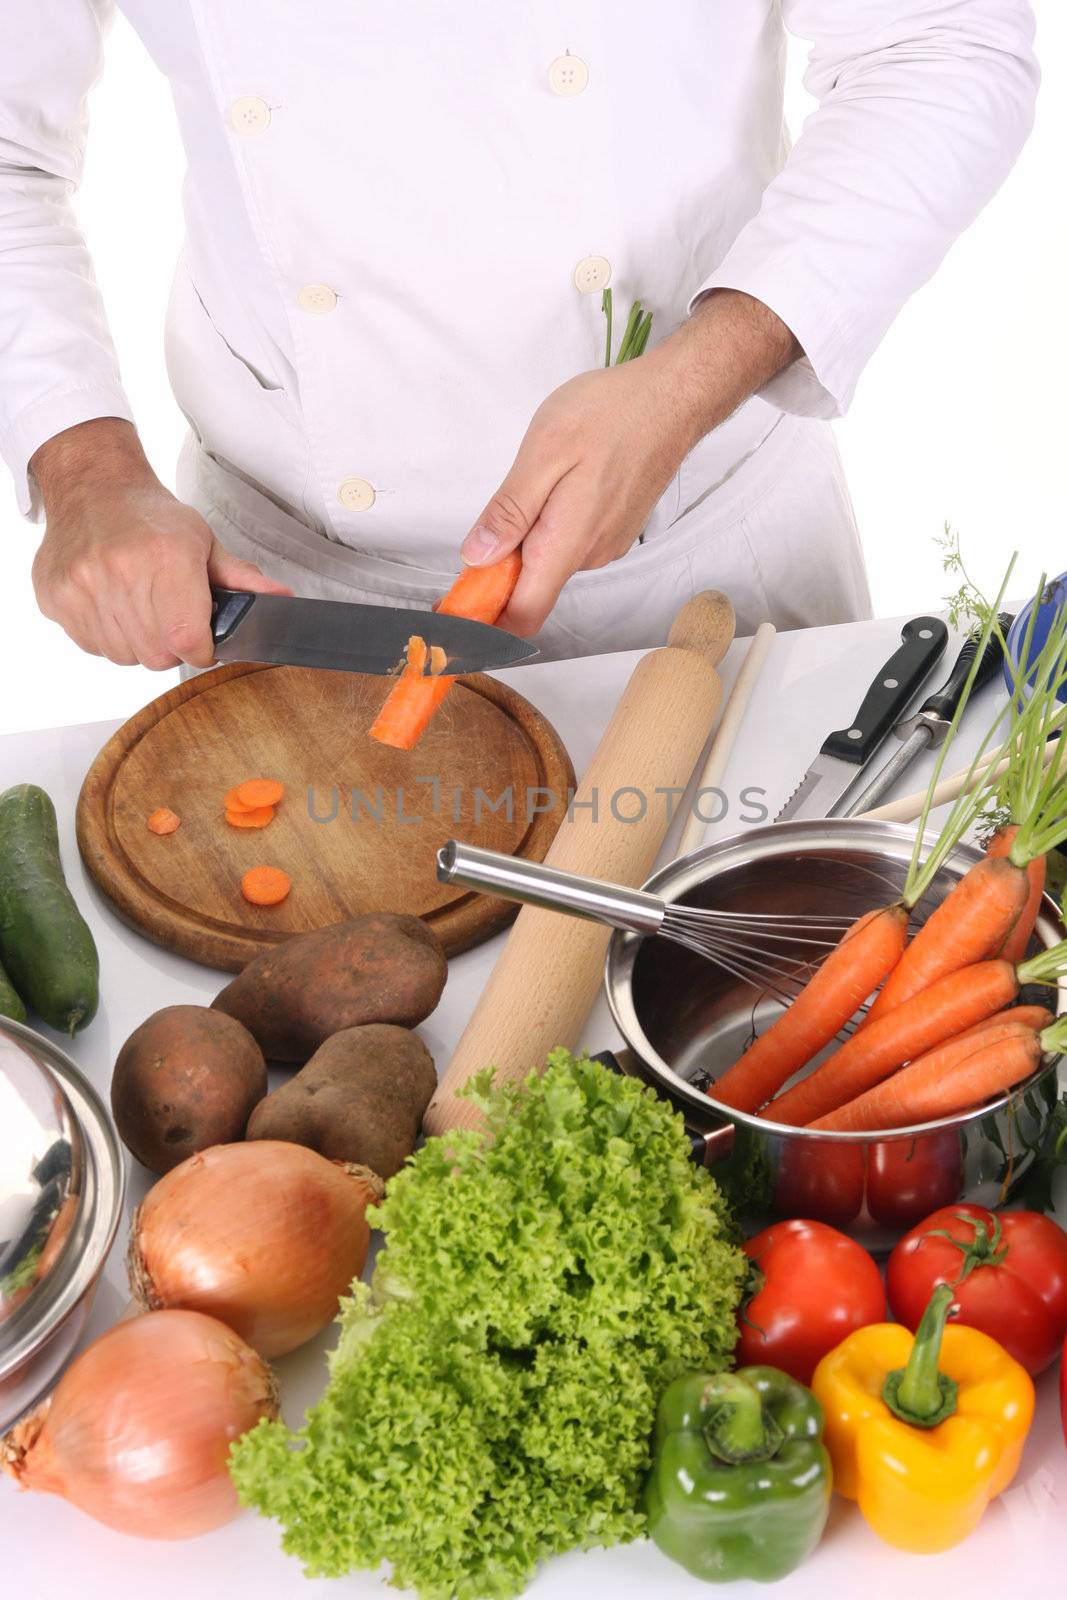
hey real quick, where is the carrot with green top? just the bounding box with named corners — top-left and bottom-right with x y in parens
top-left (766, 939), bottom-right (1067, 1128)
top-left (370, 551), bottom-right (522, 751)
top-left (811, 1015), bottom-right (1067, 1133)
top-left (710, 906), bottom-right (908, 1113)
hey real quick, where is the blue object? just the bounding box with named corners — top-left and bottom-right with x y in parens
top-left (1004, 574), bottom-right (1067, 704)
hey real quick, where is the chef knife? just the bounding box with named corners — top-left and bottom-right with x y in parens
top-left (775, 615), bottom-right (949, 823)
top-left (209, 586), bottom-right (538, 675)
top-left (843, 613), bottom-right (1014, 817)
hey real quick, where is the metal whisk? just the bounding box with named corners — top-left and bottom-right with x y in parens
top-left (437, 842), bottom-right (858, 1007)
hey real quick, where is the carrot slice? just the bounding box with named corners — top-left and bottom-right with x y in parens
top-left (224, 786), bottom-right (258, 814)
top-left (241, 866), bottom-right (291, 906)
top-left (146, 807), bottom-right (181, 835)
top-left (225, 805), bottom-right (276, 829)
top-left (369, 551), bottom-right (521, 752)
top-left (234, 778), bottom-right (285, 809)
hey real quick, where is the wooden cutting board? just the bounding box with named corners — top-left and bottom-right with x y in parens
top-left (77, 663), bottom-right (574, 972)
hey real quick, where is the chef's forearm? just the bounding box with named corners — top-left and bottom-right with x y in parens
top-left (647, 289), bottom-right (801, 454)
top-left (30, 419), bottom-right (160, 518)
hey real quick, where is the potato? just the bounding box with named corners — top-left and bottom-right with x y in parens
top-left (246, 1023), bottom-right (436, 1178)
top-left (211, 912), bottom-right (447, 1063)
top-left (111, 1004), bottom-right (267, 1173)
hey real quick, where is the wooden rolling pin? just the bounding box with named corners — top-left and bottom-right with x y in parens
top-left (424, 590), bottom-right (736, 1134)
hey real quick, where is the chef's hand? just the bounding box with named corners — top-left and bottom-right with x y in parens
top-left (461, 289), bottom-right (800, 636)
top-left (30, 419), bottom-right (291, 669)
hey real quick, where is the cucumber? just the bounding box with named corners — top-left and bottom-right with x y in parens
top-left (0, 954), bottom-right (26, 1024)
top-left (0, 784), bottom-right (99, 1034)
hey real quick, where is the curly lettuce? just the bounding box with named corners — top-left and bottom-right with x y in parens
top-left (230, 1051), bottom-right (745, 1599)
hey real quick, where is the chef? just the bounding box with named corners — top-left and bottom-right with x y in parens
top-left (2, 3), bottom-right (1038, 667)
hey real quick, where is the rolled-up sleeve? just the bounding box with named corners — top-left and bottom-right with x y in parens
top-left (693, 1), bottom-right (1039, 418)
top-left (0, 0), bottom-right (134, 518)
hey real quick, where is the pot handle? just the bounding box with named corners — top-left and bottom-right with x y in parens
top-left (591, 1051), bottom-right (736, 1168)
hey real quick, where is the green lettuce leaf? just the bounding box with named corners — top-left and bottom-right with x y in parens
top-left (230, 1051), bottom-right (746, 1599)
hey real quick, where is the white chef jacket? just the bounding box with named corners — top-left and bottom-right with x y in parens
top-left (0, 3), bottom-right (1039, 583)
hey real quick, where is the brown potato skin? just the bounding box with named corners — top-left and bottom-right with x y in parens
top-left (246, 1023), bottom-right (437, 1178)
top-left (211, 913), bottom-right (447, 1063)
top-left (111, 1004), bottom-right (268, 1173)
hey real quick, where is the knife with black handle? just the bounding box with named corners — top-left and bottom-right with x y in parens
top-left (775, 616), bottom-right (950, 823)
top-left (844, 613), bottom-right (1013, 817)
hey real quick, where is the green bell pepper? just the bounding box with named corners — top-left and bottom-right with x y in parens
top-left (644, 1365), bottom-right (832, 1583)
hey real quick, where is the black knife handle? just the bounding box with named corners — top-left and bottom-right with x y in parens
top-left (210, 586), bottom-right (256, 646)
top-left (822, 616), bottom-right (949, 765)
top-left (918, 612), bottom-right (1014, 723)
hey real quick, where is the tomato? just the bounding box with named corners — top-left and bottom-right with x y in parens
top-left (773, 1141), bottom-right (865, 1228)
top-left (865, 1130), bottom-right (964, 1230)
top-left (737, 1218), bottom-right (885, 1385)
top-left (887, 1204), bottom-right (1067, 1375)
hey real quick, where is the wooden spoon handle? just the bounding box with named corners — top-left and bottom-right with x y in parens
top-left (424, 591), bottom-right (736, 1135)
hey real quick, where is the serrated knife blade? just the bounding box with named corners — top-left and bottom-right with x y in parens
top-left (774, 616), bottom-right (949, 824)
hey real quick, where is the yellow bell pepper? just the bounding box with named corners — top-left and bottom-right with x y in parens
top-left (812, 1284), bottom-right (1034, 1553)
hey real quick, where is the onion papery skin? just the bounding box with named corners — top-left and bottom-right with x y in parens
top-left (129, 1142), bottom-right (377, 1357)
top-left (1, 1310), bottom-right (277, 1538)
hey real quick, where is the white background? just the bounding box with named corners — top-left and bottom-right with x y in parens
top-left (1, 5), bottom-right (1064, 736)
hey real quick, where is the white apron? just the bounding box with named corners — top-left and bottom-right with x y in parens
top-left (178, 416), bottom-right (871, 660)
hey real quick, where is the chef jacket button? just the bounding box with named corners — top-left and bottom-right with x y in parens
top-left (548, 55), bottom-right (589, 96)
top-left (228, 95), bottom-right (272, 135)
top-left (574, 255), bottom-right (612, 294)
top-left (337, 477), bottom-right (376, 512)
top-left (298, 284), bottom-right (338, 314)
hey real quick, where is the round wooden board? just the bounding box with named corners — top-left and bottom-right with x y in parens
top-left (77, 664), bottom-right (575, 971)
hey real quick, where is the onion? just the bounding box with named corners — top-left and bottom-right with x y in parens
top-left (129, 1141), bottom-right (381, 1357)
top-left (1, 1309), bottom-right (276, 1538)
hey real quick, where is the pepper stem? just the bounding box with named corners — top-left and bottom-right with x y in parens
top-left (882, 1283), bottom-right (959, 1429)
top-left (700, 1374), bottom-right (784, 1464)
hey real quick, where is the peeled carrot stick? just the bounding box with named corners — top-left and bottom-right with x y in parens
top-left (863, 856), bottom-right (1030, 1027)
top-left (987, 824), bottom-right (1047, 963)
top-left (436, 552), bottom-right (523, 622)
top-left (710, 906), bottom-right (908, 1113)
top-left (810, 1024), bottom-right (1047, 1133)
top-left (369, 552), bottom-right (521, 751)
top-left (764, 958), bottom-right (1023, 1127)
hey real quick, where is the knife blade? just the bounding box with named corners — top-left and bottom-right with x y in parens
top-left (843, 613), bottom-right (1014, 817)
top-left (775, 615), bottom-right (949, 823)
top-left (209, 586), bottom-right (538, 676)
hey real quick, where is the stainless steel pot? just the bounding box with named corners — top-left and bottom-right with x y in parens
top-left (0, 1018), bottom-right (124, 1432)
top-left (605, 818), bottom-right (1066, 1253)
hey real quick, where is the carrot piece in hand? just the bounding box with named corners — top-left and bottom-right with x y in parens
top-left (241, 866), bottom-right (291, 906)
top-left (225, 805), bottom-right (276, 829)
top-left (369, 551), bottom-right (521, 752)
top-left (987, 824), bottom-right (1047, 963)
top-left (863, 855), bottom-right (1029, 1026)
top-left (764, 958), bottom-right (1022, 1127)
top-left (710, 905), bottom-right (908, 1114)
top-left (146, 807), bottom-right (181, 835)
top-left (234, 778), bottom-right (285, 809)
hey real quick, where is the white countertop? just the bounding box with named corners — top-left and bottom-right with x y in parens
top-left (3, 615), bottom-right (1063, 1598)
